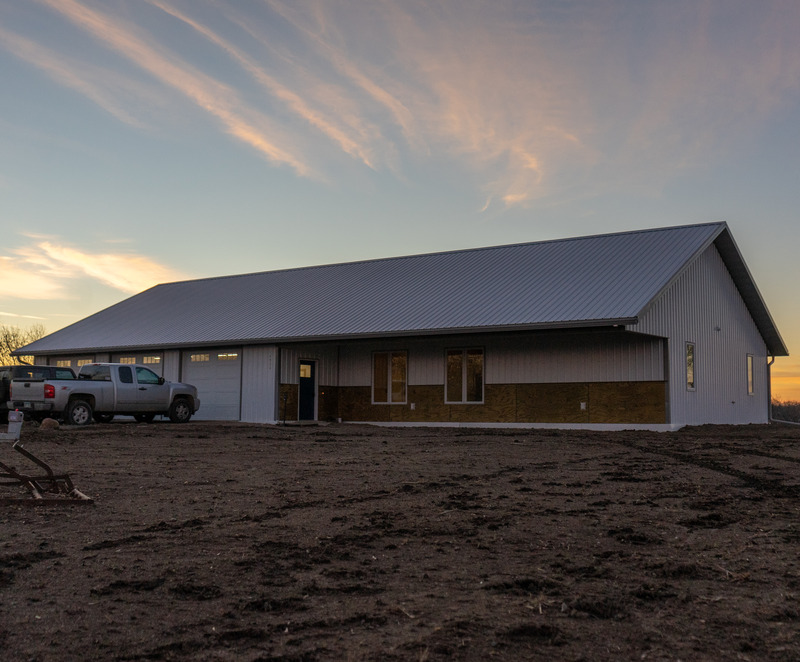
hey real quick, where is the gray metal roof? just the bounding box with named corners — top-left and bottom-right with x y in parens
top-left (20, 222), bottom-right (788, 356)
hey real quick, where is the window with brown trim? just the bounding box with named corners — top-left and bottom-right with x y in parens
top-left (372, 351), bottom-right (407, 404)
top-left (446, 348), bottom-right (484, 403)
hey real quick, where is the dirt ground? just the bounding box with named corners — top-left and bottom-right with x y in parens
top-left (1, 420), bottom-right (799, 661)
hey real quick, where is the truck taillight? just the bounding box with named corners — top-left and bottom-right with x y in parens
top-left (44, 384), bottom-right (55, 399)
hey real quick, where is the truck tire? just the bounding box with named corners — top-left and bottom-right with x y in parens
top-left (168, 398), bottom-right (192, 423)
top-left (93, 413), bottom-right (114, 424)
top-left (66, 399), bottom-right (93, 426)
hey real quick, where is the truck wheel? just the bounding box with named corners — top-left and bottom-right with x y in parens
top-left (93, 413), bottom-right (114, 424)
top-left (66, 400), bottom-right (93, 426)
top-left (134, 413), bottom-right (156, 423)
top-left (169, 398), bottom-right (192, 423)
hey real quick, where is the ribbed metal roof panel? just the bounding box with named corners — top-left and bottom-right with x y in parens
top-left (21, 222), bottom-right (784, 355)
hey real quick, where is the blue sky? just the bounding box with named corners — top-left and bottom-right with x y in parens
top-left (1, 0), bottom-right (799, 397)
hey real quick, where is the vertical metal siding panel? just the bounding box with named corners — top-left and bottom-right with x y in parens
top-left (487, 333), bottom-right (663, 384)
top-left (338, 345), bottom-right (370, 386)
top-left (280, 345), bottom-right (338, 385)
top-left (241, 345), bottom-right (278, 423)
top-left (636, 246), bottom-right (768, 425)
top-left (163, 350), bottom-right (181, 382)
top-left (408, 339), bottom-right (444, 386)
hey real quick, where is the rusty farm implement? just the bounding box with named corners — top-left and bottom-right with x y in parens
top-left (1, 411), bottom-right (92, 505)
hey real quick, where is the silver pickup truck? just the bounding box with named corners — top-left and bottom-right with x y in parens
top-left (8, 363), bottom-right (200, 425)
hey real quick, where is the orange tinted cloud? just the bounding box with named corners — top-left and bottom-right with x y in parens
top-left (3, 239), bottom-right (187, 299)
top-left (15, 0), bottom-right (800, 207)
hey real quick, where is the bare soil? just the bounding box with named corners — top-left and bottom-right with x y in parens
top-left (2, 421), bottom-right (799, 661)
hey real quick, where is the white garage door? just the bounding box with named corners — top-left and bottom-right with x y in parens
top-left (182, 350), bottom-right (242, 421)
top-left (111, 353), bottom-right (164, 376)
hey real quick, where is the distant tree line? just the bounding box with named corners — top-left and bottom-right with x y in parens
top-left (771, 398), bottom-right (800, 423)
top-left (0, 323), bottom-right (46, 365)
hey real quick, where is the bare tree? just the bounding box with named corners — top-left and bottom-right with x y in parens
top-left (0, 323), bottom-right (47, 365)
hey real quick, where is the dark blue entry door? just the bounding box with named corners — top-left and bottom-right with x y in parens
top-left (298, 360), bottom-right (316, 421)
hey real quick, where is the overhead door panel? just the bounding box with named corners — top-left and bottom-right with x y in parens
top-left (182, 350), bottom-right (242, 421)
top-left (111, 353), bottom-right (165, 376)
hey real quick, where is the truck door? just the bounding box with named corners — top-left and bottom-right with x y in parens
top-left (133, 366), bottom-right (171, 410)
top-left (115, 366), bottom-right (139, 408)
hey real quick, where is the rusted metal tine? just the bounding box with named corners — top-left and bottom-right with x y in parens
top-left (1, 411), bottom-right (92, 504)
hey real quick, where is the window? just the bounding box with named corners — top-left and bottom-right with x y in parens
top-left (82, 365), bottom-right (111, 381)
top-left (119, 357), bottom-right (136, 364)
top-left (446, 348), bottom-right (484, 403)
top-left (56, 360), bottom-right (72, 368)
top-left (747, 354), bottom-right (754, 395)
top-left (300, 363), bottom-right (312, 379)
top-left (143, 356), bottom-right (161, 364)
top-left (372, 351), bottom-right (407, 404)
top-left (218, 352), bottom-right (239, 361)
top-left (119, 366), bottom-right (133, 384)
top-left (136, 367), bottom-right (161, 384)
top-left (191, 354), bottom-right (210, 362)
top-left (686, 342), bottom-right (696, 391)
top-left (76, 359), bottom-right (92, 367)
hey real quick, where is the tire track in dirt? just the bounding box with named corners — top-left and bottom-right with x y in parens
top-left (609, 439), bottom-right (799, 498)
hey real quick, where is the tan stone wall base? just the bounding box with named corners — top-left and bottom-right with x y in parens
top-left (281, 381), bottom-right (667, 424)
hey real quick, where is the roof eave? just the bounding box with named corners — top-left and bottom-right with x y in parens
top-left (16, 318), bottom-right (640, 356)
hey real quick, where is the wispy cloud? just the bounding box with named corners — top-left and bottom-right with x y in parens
top-left (148, 0), bottom-right (378, 169)
top-left (0, 25), bottom-right (147, 127)
top-left (0, 311), bottom-right (46, 321)
top-left (33, 0), bottom-right (314, 175)
top-left (10, 0), bottom-right (800, 207)
top-left (2, 239), bottom-right (188, 300)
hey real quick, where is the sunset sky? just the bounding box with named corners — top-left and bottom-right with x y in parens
top-left (1, 0), bottom-right (799, 398)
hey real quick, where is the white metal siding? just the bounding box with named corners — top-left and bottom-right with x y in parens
top-left (488, 334), bottom-right (664, 384)
top-left (280, 345), bottom-right (339, 385)
top-left (240, 345), bottom-right (279, 423)
top-left (163, 350), bottom-right (181, 382)
top-left (634, 245), bottom-right (768, 425)
top-left (338, 332), bottom-right (664, 387)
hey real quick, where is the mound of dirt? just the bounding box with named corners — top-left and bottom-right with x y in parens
top-left (2, 421), bottom-right (799, 660)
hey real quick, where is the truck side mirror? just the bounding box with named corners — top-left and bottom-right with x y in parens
top-left (158, 377), bottom-right (165, 385)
